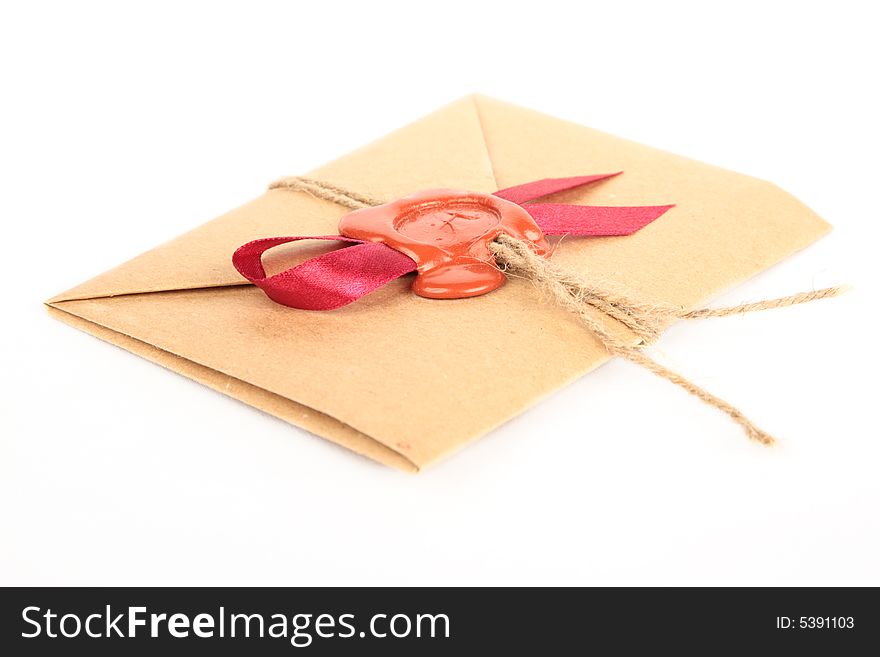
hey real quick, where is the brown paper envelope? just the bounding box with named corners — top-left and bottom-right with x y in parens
top-left (47, 95), bottom-right (830, 472)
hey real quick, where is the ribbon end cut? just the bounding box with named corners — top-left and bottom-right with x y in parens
top-left (527, 204), bottom-right (674, 236)
top-left (493, 173), bottom-right (622, 205)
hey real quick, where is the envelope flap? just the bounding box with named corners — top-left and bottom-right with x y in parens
top-left (50, 97), bottom-right (497, 303)
top-left (473, 95), bottom-right (830, 308)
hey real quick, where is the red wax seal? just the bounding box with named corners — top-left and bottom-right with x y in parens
top-left (338, 189), bottom-right (549, 299)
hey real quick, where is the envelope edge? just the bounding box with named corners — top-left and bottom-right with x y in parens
top-left (45, 303), bottom-right (420, 474)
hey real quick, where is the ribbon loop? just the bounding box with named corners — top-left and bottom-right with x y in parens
top-left (233, 236), bottom-right (416, 310)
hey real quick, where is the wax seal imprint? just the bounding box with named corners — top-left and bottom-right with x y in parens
top-left (338, 189), bottom-right (549, 299)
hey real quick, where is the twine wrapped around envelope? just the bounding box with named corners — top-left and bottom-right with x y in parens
top-left (270, 175), bottom-right (844, 446)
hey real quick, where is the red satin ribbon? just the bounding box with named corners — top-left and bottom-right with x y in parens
top-left (494, 172), bottom-right (622, 204)
top-left (233, 174), bottom-right (673, 310)
top-left (527, 203), bottom-right (673, 236)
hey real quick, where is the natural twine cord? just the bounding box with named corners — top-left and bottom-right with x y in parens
top-left (270, 176), bottom-right (846, 445)
top-left (269, 176), bottom-right (380, 209)
top-left (489, 234), bottom-right (845, 445)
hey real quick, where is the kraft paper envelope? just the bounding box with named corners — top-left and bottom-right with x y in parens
top-left (47, 95), bottom-right (830, 472)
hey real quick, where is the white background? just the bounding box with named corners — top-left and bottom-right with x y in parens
top-left (2, 1), bottom-right (878, 586)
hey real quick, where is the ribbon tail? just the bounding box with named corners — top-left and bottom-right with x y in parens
top-left (233, 236), bottom-right (417, 310)
top-left (525, 203), bottom-right (675, 236)
top-left (493, 173), bottom-right (621, 205)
